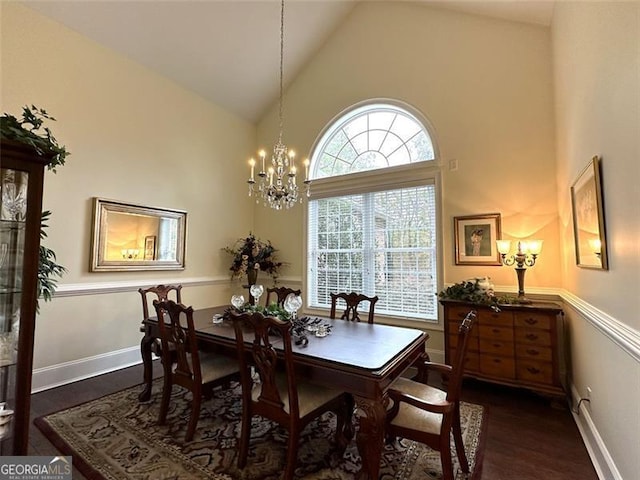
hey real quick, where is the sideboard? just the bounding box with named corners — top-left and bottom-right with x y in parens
top-left (441, 299), bottom-right (566, 399)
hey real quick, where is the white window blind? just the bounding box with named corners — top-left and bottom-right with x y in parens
top-left (308, 184), bottom-right (438, 321)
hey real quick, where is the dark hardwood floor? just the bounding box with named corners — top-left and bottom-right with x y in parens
top-left (28, 362), bottom-right (598, 479)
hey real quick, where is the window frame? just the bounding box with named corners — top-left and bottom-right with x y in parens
top-left (303, 100), bottom-right (444, 324)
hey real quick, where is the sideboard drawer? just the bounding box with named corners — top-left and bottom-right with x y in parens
top-left (479, 338), bottom-right (514, 356)
top-left (446, 305), bottom-right (475, 322)
top-left (449, 333), bottom-right (479, 352)
top-left (479, 325), bottom-right (514, 342)
top-left (477, 309), bottom-right (513, 327)
top-left (449, 347), bottom-right (479, 372)
top-left (514, 312), bottom-right (552, 330)
top-left (515, 328), bottom-right (552, 346)
top-left (516, 345), bottom-right (553, 362)
top-left (517, 360), bottom-right (554, 385)
top-left (480, 355), bottom-right (515, 379)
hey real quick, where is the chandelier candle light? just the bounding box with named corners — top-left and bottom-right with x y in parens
top-left (247, 0), bottom-right (310, 210)
top-left (496, 239), bottom-right (543, 303)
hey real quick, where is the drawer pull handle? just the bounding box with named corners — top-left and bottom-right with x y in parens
top-left (525, 318), bottom-right (538, 325)
top-left (493, 343), bottom-right (501, 348)
top-left (527, 367), bottom-right (541, 374)
top-left (492, 328), bottom-right (500, 334)
top-left (526, 349), bottom-right (539, 356)
top-left (493, 359), bottom-right (501, 364)
top-left (525, 334), bottom-right (539, 341)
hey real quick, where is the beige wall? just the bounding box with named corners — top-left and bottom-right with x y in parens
top-left (552, 2), bottom-right (640, 479)
top-left (1, 3), bottom-right (256, 369)
top-left (256, 2), bottom-right (559, 318)
top-left (3, 1), bottom-right (639, 475)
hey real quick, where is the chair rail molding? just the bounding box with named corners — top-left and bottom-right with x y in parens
top-left (52, 276), bottom-right (228, 297)
top-left (560, 289), bottom-right (640, 363)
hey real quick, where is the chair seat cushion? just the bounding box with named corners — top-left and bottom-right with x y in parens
top-left (199, 352), bottom-right (240, 384)
top-left (252, 373), bottom-right (344, 417)
top-left (388, 376), bottom-right (446, 435)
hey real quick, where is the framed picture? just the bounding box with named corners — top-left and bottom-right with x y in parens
top-left (144, 235), bottom-right (157, 261)
top-left (571, 156), bottom-right (608, 269)
top-left (454, 213), bottom-right (502, 266)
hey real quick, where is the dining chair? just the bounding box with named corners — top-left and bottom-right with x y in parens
top-left (264, 286), bottom-right (301, 307)
top-left (139, 284), bottom-right (183, 361)
top-left (139, 284), bottom-right (183, 322)
top-left (385, 310), bottom-right (477, 480)
top-left (229, 310), bottom-right (352, 480)
top-left (153, 299), bottom-right (239, 442)
top-left (329, 291), bottom-right (379, 324)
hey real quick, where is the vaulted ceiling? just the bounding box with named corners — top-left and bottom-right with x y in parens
top-left (22, 1), bottom-right (555, 123)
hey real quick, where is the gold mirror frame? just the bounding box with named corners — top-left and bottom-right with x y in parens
top-left (570, 156), bottom-right (608, 270)
top-left (90, 198), bottom-right (187, 272)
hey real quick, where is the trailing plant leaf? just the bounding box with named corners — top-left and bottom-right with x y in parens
top-left (1, 105), bottom-right (69, 172)
top-left (438, 278), bottom-right (502, 311)
top-left (2, 106), bottom-right (69, 309)
top-left (37, 211), bottom-right (67, 311)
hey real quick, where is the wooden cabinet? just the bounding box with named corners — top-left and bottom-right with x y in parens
top-left (442, 300), bottom-right (565, 398)
top-left (0, 139), bottom-right (53, 455)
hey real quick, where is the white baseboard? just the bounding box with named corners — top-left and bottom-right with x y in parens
top-left (31, 346), bottom-right (144, 393)
top-left (570, 383), bottom-right (623, 480)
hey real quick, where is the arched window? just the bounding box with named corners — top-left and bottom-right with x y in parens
top-left (306, 101), bottom-right (441, 322)
top-left (312, 102), bottom-right (435, 179)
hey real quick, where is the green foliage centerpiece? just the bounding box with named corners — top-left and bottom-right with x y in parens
top-left (438, 277), bottom-right (502, 311)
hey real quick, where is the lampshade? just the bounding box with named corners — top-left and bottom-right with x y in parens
top-left (526, 240), bottom-right (543, 255)
top-left (496, 240), bottom-right (511, 255)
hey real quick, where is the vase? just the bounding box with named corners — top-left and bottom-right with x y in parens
top-left (247, 268), bottom-right (258, 286)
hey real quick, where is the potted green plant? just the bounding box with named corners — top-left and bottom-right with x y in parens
top-left (1, 105), bottom-right (69, 308)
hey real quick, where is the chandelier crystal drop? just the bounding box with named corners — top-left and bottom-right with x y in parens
top-left (247, 0), bottom-right (310, 210)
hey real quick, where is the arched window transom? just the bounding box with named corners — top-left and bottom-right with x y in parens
top-left (312, 103), bottom-right (435, 179)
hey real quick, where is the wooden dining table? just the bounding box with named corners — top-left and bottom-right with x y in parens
top-left (138, 305), bottom-right (428, 480)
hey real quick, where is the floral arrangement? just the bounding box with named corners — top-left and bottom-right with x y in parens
top-left (222, 233), bottom-right (283, 281)
top-left (438, 277), bottom-right (502, 309)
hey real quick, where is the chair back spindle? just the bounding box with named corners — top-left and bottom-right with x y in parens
top-left (231, 311), bottom-right (300, 420)
top-left (329, 291), bottom-right (379, 324)
top-left (265, 287), bottom-right (301, 307)
top-left (139, 284), bottom-right (183, 322)
top-left (153, 300), bottom-right (200, 389)
top-left (446, 310), bottom-right (477, 403)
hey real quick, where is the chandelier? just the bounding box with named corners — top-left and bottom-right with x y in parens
top-left (247, 0), bottom-right (310, 210)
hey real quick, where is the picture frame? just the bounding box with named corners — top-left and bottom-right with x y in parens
top-left (144, 235), bottom-right (157, 261)
top-left (571, 156), bottom-right (608, 269)
top-left (454, 213), bottom-right (502, 266)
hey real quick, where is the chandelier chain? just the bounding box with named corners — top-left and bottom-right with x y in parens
top-left (278, 0), bottom-right (284, 143)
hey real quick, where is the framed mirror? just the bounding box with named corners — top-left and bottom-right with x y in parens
top-left (570, 156), bottom-right (608, 270)
top-left (90, 198), bottom-right (187, 272)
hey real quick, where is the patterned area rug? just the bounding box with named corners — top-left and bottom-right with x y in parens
top-left (35, 380), bottom-right (486, 480)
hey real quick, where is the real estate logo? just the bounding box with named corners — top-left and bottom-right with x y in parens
top-left (0, 456), bottom-right (72, 480)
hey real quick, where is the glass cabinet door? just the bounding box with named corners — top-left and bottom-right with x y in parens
top-left (0, 167), bottom-right (29, 452)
